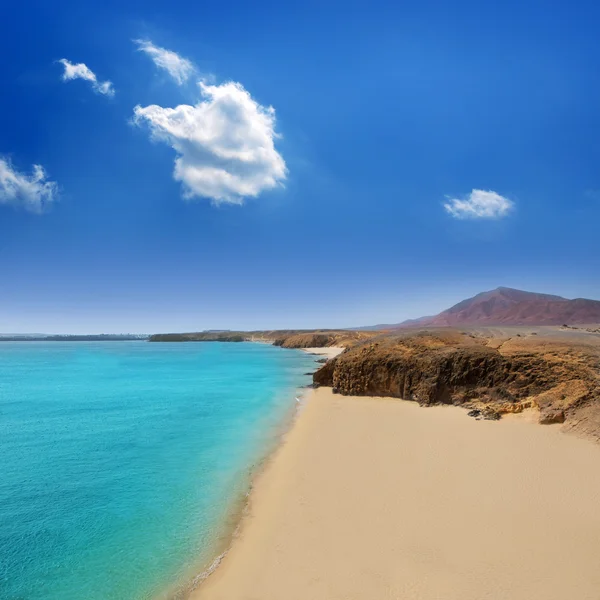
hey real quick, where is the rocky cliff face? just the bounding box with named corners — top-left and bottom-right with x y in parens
top-left (149, 329), bottom-right (376, 346)
top-left (274, 333), bottom-right (336, 348)
top-left (314, 330), bottom-right (600, 436)
top-left (272, 330), bottom-right (378, 349)
top-left (149, 332), bottom-right (246, 342)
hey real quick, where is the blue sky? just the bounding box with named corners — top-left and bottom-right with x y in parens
top-left (1, 0), bottom-right (599, 333)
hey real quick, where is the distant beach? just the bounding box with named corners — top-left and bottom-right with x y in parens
top-left (194, 386), bottom-right (600, 600)
top-left (300, 346), bottom-right (345, 359)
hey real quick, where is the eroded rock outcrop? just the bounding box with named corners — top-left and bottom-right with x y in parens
top-left (273, 330), bottom-right (377, 349)
top-left (313, 330), bottom-right (600, 437)
top-left (149, 332), bottom-right (246, 342)
top-left (275, 333), bottom-right (336, 348)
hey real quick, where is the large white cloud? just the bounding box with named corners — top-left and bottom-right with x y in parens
top-left (0, 159), bottom-right (59, 213)
top-left (134, 40), bottom-right (194, 85)
top-left (59, 59), bottom-right (115, 97)
top-left (133, 80), bottom-right (287, 204)
top-left (444, 189), bottom-right (514, 219)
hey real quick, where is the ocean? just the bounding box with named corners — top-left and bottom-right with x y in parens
top-left (0, 341), bottom-right (317, 600)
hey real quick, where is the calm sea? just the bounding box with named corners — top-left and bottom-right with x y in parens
top-left (0, 341), bottom-right (317, 600)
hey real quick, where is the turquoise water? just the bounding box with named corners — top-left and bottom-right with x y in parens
top-left (0, 341), bottom-right (317, 600)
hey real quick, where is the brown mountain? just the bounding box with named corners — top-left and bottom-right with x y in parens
top-left (396, 287), bottom-right (600, 327)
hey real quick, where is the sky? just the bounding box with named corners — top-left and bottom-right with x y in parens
top-left (1, 0), bottom-right (600, 333)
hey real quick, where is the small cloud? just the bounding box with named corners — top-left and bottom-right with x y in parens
top-left (59, 59), bottom-right (115, 97)
top-left (584, 189), bottom-right (600, 201)
top-left (133, 80), bottom-right (287, 205)
top-left (94, 80), bottom-right (115, 96)
top-left (444, 189), bottom-right (514, 219)
top-left (134, 39), bottom-right (194, 85)
top-left (0, 158), bottom-right (59, 213)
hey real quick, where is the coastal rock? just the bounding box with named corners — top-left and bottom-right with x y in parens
top-left (324, 335), bottom-right (510, 404)
top-left (149, 332), bottom-right (246, 342)
top-left (539, 407), bottom-right (566, 424)
top-left (313, 358), bottom-right (336, 387)
top-left (497, 401), bottom-right (531, 414)
top-left (277, 333), bottom-right (336, 348)
top-left (481, 408), bottom-right (501, 421)
top-left (312, 329), bottom-right (600, 436)
top-left (273, 330), bottom-right (376, 349)
top-left (466, 407), bottom-right (501, 421)
top-left (149, 328), bottom-right (378, 348)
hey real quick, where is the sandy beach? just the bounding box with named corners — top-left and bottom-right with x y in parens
top-left (193, 385), bottom-right (600, 599)
top-left (301, 346), bottom-right (345, 359)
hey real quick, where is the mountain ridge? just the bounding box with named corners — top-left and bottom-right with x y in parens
top-left (393, 287), bottom-right (600, 328)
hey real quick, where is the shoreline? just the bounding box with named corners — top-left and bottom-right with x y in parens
top-left (175, 346), bottom-right (345, 599)
top-left (299, 346), bottom-right (346, 359)
top-left (193, 386), bottom-right (600, 599)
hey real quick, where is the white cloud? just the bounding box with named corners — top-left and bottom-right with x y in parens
top-left (0, 159), bottom-right (59, 213)
top-left (134, 39), bottom-right (194, 85)
top-left (444, 189), bottom-right (514, 219)
top-left (133, 80), bottom-right (287, 204)
top-left (59, 59), bottom-right (115, 97)
top-left (94, 80), bottom-right (115, 96)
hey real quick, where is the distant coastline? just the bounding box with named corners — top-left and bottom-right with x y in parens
top-left (0, 334), bottom-right (149, 342)
top-left (147, 330), bottom-right (346, 344)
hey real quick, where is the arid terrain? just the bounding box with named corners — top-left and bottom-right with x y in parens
top-left (151, 323), bottom-right (600, 441)
top-left (391, 286), bottom-right (600, 328)
top-left (148, 329), bottom-right (373, 346)
top-left (313, 326), bottom-right (600, 440)
top-left (150, 287), bottom-right (600, 441)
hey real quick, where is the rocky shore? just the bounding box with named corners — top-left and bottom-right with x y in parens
top-left (195, 385), bottom-right (600, 600)
top-left (313, 329), bottom-right (600, 439)
top-left (148, 329), bottom-right (370, 346)
top-left (149, 325), bottom-right (600, 440)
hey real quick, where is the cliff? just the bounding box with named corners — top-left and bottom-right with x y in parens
top-left (313, 329), bottom-right (600, 438)
top-left (273, 331), bottom-right (375, 349)
top-left (149, 329), bottom-right (377, 347)
top-left (274, 333), bottom-right (336, 348)
top-left (149, 332), bottom-right (246, 342)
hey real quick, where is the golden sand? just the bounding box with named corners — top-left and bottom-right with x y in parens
top-left (193, 388), bottom-right (600, 600)
top-left (301, 346), bottom-right (345, 359)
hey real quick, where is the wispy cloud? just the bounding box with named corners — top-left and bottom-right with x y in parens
top-left (133, 80), bottom-right (287, 204)
top-left (444, 189), bottom-right (514, 219)
top-left (59, 59), bottom-right (115, 97)
top-left (584, 189), bottom-right (600, 201)
top-left (0, 159), bottom-right (59, 213)
top-left (134, 39), bottom-right (194, 85)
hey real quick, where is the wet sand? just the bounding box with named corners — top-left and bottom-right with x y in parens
top-left (193, 388), bottom-right (600, 600)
